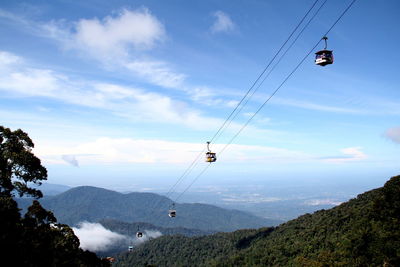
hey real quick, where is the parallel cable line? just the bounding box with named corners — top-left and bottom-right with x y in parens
top-left (174, 164), bottom-right (211, 203)
top-left (150, 0), bottom-right (322, 211)
top-left (209, 0), bottom-right (321, 145)
top-left (164, 148), bottom-right (205, 200)
top-left (219, 0), bottom-right (357, 157)
top-left (148, 0), bottom-right (357, 218)
top-left (178, 0), bottom-right (358, 201)
top-left (146, 148), bottom-right (205, 216)
top-left (212, 0), bottom-right (329, 145)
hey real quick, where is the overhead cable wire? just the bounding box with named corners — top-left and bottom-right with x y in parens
top-left (164, 148), bottom-right (205, 200)
top-left (211, 0), bottom-right (329, 144)
top-left (166, 0), bottom-right (321, 205)
top-left (218, 0), bottom-right (358, 158)
top-left (174, 163), bottom-right (211, 203)
top-left (177, 0), bottom-right (358, 200)
top-left (209, 0), bottom-right (321, 145)
top-left (257, 0), bottom-right (329, 89)
top-left (147, 148), bottom-right (205, 214)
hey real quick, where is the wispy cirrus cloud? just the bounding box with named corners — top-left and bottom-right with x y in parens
top-left (211, 11), bottom-right (235, 34)
top-left (1, 8), bottom-right (183, 88)
top-left (0, 51), bottom-right (227, 129)
top-left (0, 8), bottom-right (239, 106)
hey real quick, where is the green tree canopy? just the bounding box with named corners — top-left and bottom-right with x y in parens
top-left (0, 126), bottom-right (47, 198)
top-left (0, 126), bottom-right (109, 266)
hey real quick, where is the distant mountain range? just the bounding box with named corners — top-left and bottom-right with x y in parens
top-left (114, 175), bottom-right (400, 266)
top-left (17, 186), bottom-right (280, 232)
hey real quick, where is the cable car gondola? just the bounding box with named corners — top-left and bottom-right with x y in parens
top-left (169, 203), bottom-right (176, 217)
top-left (315, 36), bottom-right (333, 66)
top-left (206, 141), bottom-right (216, 163)
top-left (136, 226), bottom-right (143, 238)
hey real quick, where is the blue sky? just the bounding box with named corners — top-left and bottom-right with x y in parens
top-left (0, 0), bottom-right (399, 196)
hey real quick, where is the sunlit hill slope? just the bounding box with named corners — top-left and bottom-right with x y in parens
top-left (115, 175), bottom-right (400, 266)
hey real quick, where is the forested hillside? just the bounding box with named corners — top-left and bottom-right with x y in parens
top-left (115, 175), bottom-right (400, 267)
top-left (17, 186), bottom-right (279, 231)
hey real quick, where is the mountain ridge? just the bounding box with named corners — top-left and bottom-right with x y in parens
top-left (16, 185), bottom-right (280, 232)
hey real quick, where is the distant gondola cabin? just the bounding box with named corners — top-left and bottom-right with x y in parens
top-left (206, 152), bottom-right (217, 162)
top-left (136, 232), bottom-right (143, 238)
top-left (315, 49), bottom-right (333, 66)
top-left (169, 209), bottom-right (176, 217)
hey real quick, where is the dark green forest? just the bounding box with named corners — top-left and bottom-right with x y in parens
top-left (116, 175), bottom-right (400, 267)
top-left (0, 126), bottom-right (109, 266)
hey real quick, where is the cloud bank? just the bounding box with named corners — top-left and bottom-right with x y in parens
top-left (35, 137), bottom-right (310, 165)
top-left (72, 222), bottom-right (127, 252)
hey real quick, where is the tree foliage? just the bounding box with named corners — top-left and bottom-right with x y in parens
top-left (0, 126), bottom-right (109, 266)
top-left (0, 126), bottom-right (47, 198)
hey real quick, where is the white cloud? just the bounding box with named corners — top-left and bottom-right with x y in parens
top-left (38, 8), bottom-right (185, 90)
top-left (73, 8), bottom-right (165, 58)
top-left (35, 137), bottom-right (310, 165)
top-left (0, 52), bottom-right (227, 129)
top-left (211, 11), bottom-right (235, 33)
top-left (72, 222), bottom-right (161, 252)
top-left (0, 69), bottom-right (66, 97)
top-left (72, 222), bottom-right (127, 252)
top-left (1, 10), bottom-right (239, 106)
top-left (321, 147), bottom-right (367, 163)
top-left (385, 127), bottom-right (400, 144)
top-left (64, 8), bottom-right (187, 91)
